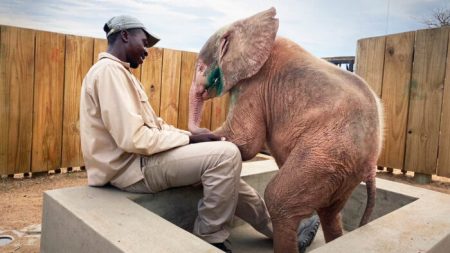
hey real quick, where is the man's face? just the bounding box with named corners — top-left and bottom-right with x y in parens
top-left (126, 29), bottom-right (149, 69)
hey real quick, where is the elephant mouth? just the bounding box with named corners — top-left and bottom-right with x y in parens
top-left (202, 89), bottom-right (210, 100)
top-left (204, 86), bottom-right (219, 99)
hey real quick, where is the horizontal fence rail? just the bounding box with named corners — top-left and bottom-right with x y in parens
top-left (356, 26), bottom-right (450, 178)
top-left (0, 25), bottom-right (229, 175)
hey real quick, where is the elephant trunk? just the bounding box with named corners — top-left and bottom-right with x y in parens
top-left (188, 80), bottom-right (207, 134)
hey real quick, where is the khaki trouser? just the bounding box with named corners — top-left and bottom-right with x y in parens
top-left (123, 141), bottom-right (273, 243)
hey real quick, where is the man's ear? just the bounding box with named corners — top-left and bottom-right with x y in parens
top-left (120, 30), bottom-right (129, 42)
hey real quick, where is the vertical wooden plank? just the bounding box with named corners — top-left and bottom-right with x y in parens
top-left (32, 31), bottom-right (65, 172)
top-left (200, 100), bottom-right (213, 130)
top-left (405, 28), bottom-right (449, 174)
top-left (7, 27), bottom-right (35, 174)
top-left (141, 47), bottom-right (163, 115)
top-left (61, 35), bottom-right (93, 168)
top-left (0, 25), bottom-right (7, 174)
top-left (210, 94), bottom-right (230, 131)
top-left (93, 38), bottom-right (107, 63)
top-left (437, 28), bottom-right (450, 177)
top-left (178, 51), bottom-right (197, 131)
top-left (355, 36), bottom-right (386, 96)
top-left (0, 27), bottom-right (35, 175)
top-left (378, 32), bottom-right (415, 169)
top-left (160, 49), bottom-right (181, 126)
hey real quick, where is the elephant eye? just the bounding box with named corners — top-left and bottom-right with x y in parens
top-left (198, 64), bottom-right (205, 72)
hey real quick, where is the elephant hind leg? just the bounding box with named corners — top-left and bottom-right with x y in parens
top-left (317, 176), bottom-right (362, 243)
top-left (267, 195), bottom-right (312, 253)
top-left (271, 216), bottom-right (303, 253)
top-left (264, 164), bottom-right (316, 253)
top-left (264, 146), bottom-right (354, 251)
top-left (317, 198), bottom-right (348, 242)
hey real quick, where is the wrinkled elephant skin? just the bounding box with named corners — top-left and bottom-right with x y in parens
top-left (188, 7), bottom-right (383, 253)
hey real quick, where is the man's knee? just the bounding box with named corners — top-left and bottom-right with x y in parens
top-left (220, 141), bottom-right (241, 161)
top-left (219, 142), bottom-right (242, 174)
top-left (206, 141), bottom-right (242, 177)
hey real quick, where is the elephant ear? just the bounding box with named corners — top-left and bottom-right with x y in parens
top-left (219, 7), bottom-right (279, 88)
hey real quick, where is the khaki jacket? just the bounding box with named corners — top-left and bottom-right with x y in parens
top-left (80, 52), bottom-right (190, 188)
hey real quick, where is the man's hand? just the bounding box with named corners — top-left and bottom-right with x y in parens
top-left (189, 133), bottom-right (224, 143)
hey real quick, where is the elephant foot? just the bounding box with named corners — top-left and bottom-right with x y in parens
top-left (298, 215), bottom-right (320, 253)
top-left (211, 239), bottom-right (232, 253)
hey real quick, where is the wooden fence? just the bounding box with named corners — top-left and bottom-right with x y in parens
top-left (2, 24), bottom-right (450, 179)
top-left (356, 26), bottom-right (450, 178)
top-left (0, 25), bottom-right (229, 175)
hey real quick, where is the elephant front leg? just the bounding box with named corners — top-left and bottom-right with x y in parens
top-left (215, 119), bottom-right (266, 161)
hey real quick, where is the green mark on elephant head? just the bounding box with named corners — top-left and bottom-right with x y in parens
top-left (205, 66), bottom-right (224, 96)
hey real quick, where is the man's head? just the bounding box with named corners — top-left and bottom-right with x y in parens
top-left (103, 15), bottom-right (160, 68)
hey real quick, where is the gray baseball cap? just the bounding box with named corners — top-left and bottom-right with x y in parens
top-left (105, 15), bottom-right (160, 47)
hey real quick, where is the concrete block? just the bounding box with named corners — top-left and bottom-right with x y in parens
top-left (41, 159), bottom-right (450, 253)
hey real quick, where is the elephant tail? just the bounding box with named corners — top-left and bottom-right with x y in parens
top-left (359, 170), bottom-right (376, 227)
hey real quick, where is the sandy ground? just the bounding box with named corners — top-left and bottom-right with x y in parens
top-left (0, 168), bottom-right (87, 253)
top-left (0, 166), bottom-right (449, 253)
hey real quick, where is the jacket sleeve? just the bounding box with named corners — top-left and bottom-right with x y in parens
top-left (95, 65), bottom-right (190, 155)
top-left (157, 117), bottom-right (192, 135)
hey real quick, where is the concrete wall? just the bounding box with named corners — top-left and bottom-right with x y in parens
top-left (41, 160), bottom-right (450, 253)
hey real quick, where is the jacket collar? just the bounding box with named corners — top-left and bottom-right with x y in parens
top-left (98, 52), bottom-right (131, 70)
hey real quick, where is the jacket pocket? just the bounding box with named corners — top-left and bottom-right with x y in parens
top-left (137, 89), bottom-right (160, 129)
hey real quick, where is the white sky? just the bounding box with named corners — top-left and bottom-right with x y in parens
top-left (0, 0), bottom-right (448, 57)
